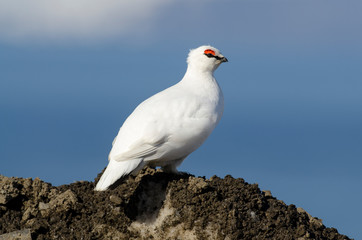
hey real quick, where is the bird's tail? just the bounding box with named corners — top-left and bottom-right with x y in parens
top-left (94, 159), bottom-right (144, 191)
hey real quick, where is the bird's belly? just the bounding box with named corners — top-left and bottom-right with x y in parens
top-left (145, 116), bottom-right (217, 163)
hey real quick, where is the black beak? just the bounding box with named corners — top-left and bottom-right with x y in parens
top-left (221, 57), bottom-right (228, 62)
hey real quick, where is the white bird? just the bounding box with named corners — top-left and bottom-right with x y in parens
top-left (95, 45), bottom-right (228, 191)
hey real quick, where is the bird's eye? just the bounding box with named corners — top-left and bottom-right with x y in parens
top-left (204, 49), bottom-right (215, 56)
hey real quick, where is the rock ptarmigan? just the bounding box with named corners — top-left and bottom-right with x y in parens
top-left (95, 45), bottom-right (228, 191)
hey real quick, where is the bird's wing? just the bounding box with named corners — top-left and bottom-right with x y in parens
top-left (112, 139), bottom-right (165, 162)
top-left (109, 86), bottom-right (197, 163)
top-left (109, 100), bottom-right (171, 162)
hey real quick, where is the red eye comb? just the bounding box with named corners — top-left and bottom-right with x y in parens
top-left (204, 49), bottom-right (215, 55)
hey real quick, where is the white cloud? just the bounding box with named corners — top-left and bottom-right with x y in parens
top-left (1, 0), bottom-right (361, 48)
top-left (0, 0), bottom-right (172, 43)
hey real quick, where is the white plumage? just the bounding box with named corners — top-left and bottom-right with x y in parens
top-left (95, 45), bottom-right (228, 191)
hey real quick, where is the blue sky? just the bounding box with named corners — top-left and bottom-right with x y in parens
top-left (1, 0), bottom-right (361, 238)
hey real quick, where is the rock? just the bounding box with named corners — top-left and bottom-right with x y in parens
top-left (0, 167), bottom-right (352, 240)
top-left (310, 217), bottom-right (324, 228)
top-left (38, 202), bottom-right (49, 210)
top-left (21, 207), bottom-right (37, 222)
top-left (0, 176), bottom-right (20, 205)
top-left (262, 190), bottom-right (272, 197)
top-left (48, 189), bottom-right (77, 212)
top-left (297, 207), bottom-right (312, 218)
top-left (0, 229), bottom-right (31, 240)
top-left (92, 224), bottom-right (127, 240)
top-left (109, 195), bottom-right (122, 205)
top-left (187, 177), bottom-right (209, 193)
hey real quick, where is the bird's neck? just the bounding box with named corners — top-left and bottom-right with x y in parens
top-left (182, 65), bottom-right (215, 83)
top-left (179, 66), bottom-right (220, 97)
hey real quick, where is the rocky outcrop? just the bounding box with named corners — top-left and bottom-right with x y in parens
top-left (0, 168), bottom-right (351, 239)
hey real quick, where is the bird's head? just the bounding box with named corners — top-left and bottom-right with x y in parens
top-left (187, 45), bottom-right (228, 73)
